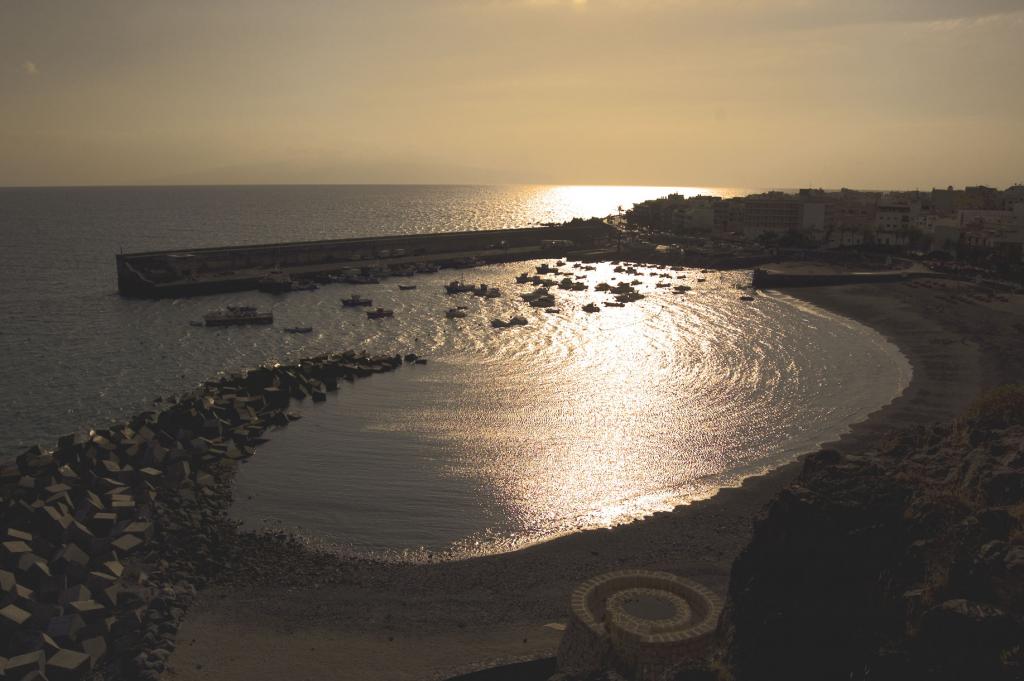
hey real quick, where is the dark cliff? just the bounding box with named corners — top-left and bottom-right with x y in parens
top-left (718, 386), bottom-right (1024, 681)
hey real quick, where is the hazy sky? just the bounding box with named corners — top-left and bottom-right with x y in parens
top-left (2, 0), bottom-right (1023, 188)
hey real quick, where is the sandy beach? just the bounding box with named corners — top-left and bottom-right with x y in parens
top-left (164, 277), bottom-right (1024, 681)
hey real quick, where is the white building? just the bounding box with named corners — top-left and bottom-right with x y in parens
top-left (875, 202), bottom-right (920, 232)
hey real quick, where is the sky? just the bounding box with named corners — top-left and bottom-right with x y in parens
top-left (2, 0), bottom-right (1023, 189)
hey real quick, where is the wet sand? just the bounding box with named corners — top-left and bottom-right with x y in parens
top-left (166, 278), bottom-right (1024, 681)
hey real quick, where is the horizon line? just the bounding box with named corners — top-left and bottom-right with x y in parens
top-left (2, 181), bottom-right (1010, 193)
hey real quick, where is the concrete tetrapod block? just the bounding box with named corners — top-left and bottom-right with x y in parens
top-left (110, 533), bottom-right (143, 553)
top-left (81, 635), bottom-right (107, 668)
top-left (0, 568), bottom-right (15, 592)
top-left (6, 528), bottom-right (33, 542)
top-left (60, 584), bottom-right (92, 606)
top-left (47, 614), bottom-right (87, 645)
top-left (0, 603), bottom-right (32, 630)
top-left (1, 540), bottom-right (32, 567)
top-left (5, 650), bottom-right (46, 678)
top-left (87, 512), bottom-right (117, 536)
top-left (46, 648), bottom-right (92, 681)
top-left (67, 600), bottom-right (107, 622)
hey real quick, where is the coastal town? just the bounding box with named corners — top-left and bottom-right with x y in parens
top-left (622, 184), bottom-right (1024, 284)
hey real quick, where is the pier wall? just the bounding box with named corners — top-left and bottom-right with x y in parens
top-left (116, 223), bottom-right (610, 297)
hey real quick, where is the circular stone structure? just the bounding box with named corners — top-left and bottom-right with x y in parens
top-left (556, 570), bottom-right (721, 681)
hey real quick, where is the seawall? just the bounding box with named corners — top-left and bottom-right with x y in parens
top-left (116, 223), bottom-right (611, 298)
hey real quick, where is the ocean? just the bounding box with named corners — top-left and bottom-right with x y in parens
top-left (0, 184), bottom-right (911, 557)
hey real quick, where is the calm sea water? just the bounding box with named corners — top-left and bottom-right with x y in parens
top-left (0, 185), bottom-right (911, 557)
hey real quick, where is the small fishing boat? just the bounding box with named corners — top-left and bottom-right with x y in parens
top-left (367, 307), bottom-right (394, 319)
top-left (202, 305), bottom-right (274, 327)
top-left (582, 303), bottom-right (601, 313)
top-left (345, 274), bottom-right (380, 285)
top-left (521, 287), bottom-right (551, 302)
top-left (284, 326), bottom-right (313, 334)
top-left (445, 281), bottom-right (476, 294)
top-left (604, 301), bottom-right (626, 307)
top-left (398, 284), bottom-right (417, 291)
top-left (491, 315), bottom-right (528, 328)
top-left (257, 269), bottom-right (292, 293)
top-left (342, 294), bottom-right (373, 307)
top-left (472, 284), bottom-right (496, 297)
top-left (739, 295), bottom-right (755, 302)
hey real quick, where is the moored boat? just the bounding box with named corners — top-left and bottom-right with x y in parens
top-left (257, 269), bottom-right (292, 293)
top-left (284, 326), bottom-right (313, 333)
top-left (445, 281), bottom-right (476, 294)
top-left (342, 294), bottom-right (373, 307)
top-left (367, 307), bottom-right (394, 319)
top-left (202, 305), bottom-right (274, 327)
top-left (345, 274), bottom-right (380, 285)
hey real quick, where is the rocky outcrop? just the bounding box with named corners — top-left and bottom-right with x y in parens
top-left (718, 386), bottom-right (1024, 681)
top-left (0, 350), bottom-right (416, 680)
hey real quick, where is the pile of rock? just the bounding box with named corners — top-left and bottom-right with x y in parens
top-left (0, 350), bottom-right (416, 680)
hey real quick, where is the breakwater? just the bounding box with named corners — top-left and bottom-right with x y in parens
top-left (0, 349), bottom-right (421, 680)
top-left (751, 267), bottom-right (939, 289)
top-left (116, 222), bottom-right (611, 298)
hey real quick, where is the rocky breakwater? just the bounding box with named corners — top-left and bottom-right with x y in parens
top-left (0, 350), bottom-right (418, 680)
top-left (718, 385), bottom-right (1024, 681)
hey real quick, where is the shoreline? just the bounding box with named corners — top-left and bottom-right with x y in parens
top-left (166, 276), bottom-right (1023, 681)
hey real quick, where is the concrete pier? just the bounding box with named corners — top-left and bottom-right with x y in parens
top-left (115, 223), bottom-right (611, 298)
